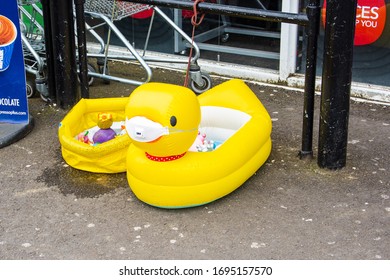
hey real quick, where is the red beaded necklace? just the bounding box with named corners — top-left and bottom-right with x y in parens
top-left (145, 152), bottom-right (186, 162)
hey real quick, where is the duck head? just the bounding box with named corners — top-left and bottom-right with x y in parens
top-left (125, 83), bottom-right (201, 157)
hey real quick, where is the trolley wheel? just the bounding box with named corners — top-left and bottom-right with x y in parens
top-left (98, 64), bottom-right (111, 85)
top-left (190, 72), bottom-right (212, 95)
top-left (26, 81), bottom-right (35, 98)
top-left (221, 33), bottom-right (229, 43)
top-left (87, 63), bottom-right (96, 86)
top-left (40, 93), bottom-right (49, 103)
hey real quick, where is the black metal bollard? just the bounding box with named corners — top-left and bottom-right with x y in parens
top-left (318, 0), bottom-right (357, 169)
top-left (74, 0), bottom-right (89, 99)
top-left (300, 0), bottom-right (321, 159)
top-left (41, 0), bottom-right (79, 108)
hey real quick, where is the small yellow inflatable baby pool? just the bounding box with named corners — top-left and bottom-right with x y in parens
top-left (125, 79), bottom-right (272, 208)
top-left (58, 97), bottom-right (131, 173)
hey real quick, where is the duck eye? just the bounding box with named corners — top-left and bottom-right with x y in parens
top-left (170, 116), bottom-right (177, 127)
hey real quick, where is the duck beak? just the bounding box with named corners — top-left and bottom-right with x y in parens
top-left (125, 116), bottom-right (169, 143)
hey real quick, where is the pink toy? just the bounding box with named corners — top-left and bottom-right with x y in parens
top-left (77, 131), bottom-right (93, 145)
top-left (189, 132), bottom-right (207, 152)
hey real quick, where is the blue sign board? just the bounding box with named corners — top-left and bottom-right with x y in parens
top-left (0, 0), bottom-right (29, 124)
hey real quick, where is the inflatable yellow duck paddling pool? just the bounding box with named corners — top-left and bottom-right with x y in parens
top-left (125, 79), bottom-right (272, 208)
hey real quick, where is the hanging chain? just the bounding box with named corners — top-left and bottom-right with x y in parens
top-left (184, 0), bottom-right (206, 87)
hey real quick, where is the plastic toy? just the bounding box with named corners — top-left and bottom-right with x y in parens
top-left (92, 112), bottom-right (117, 144)
top-left (58, 97), bottom-right (131, 173)
top-left (125, 79), bottom-right (272, 208)
top-left (77, 131), bottom-right (93, 145)
top-left (189, 132), bottom-right (206, 151)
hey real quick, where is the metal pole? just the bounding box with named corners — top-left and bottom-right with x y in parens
top-left (74, 0), bottom-right (89, 98)
top-left (125, 0), bottom-right (309, 25)
top-left (299, 0), bottom-right (321, 158)
top-left (48, 0), bottom-right (79, 108)
top-left (318, 0), bottom-right (357, 169)
top-left (40, 0), bottom-right (56, 102)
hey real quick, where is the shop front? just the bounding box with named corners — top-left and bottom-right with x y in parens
top-left (102, 0), bottom-right (389, 101)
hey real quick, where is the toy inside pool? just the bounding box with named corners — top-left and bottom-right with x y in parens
top-left (75, 113), bottom-right (126, 146)
top-left (125, 79), bottom-right (272, 208)
top-left (58, 97), bottom-right (131, 173)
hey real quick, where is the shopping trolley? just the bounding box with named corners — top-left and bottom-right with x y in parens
top-left (18, 0), bottom-right (96, 100)
top-left (83, 0), bottom-right (212, 93)
top-left (18, 0), bottom-right (49, 101)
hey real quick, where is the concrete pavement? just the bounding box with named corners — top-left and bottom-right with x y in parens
top-left (0, 66), bottom-right (389, 260)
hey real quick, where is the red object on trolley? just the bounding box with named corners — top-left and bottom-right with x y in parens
top-left (132, 9), bottom-right (153, 19)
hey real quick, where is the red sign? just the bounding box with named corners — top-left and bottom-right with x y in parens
top-left (322, 0), bottom-right (386, 46)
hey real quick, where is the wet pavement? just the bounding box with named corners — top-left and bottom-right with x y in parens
top-left (0, 64), bottom-right (389, 260)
